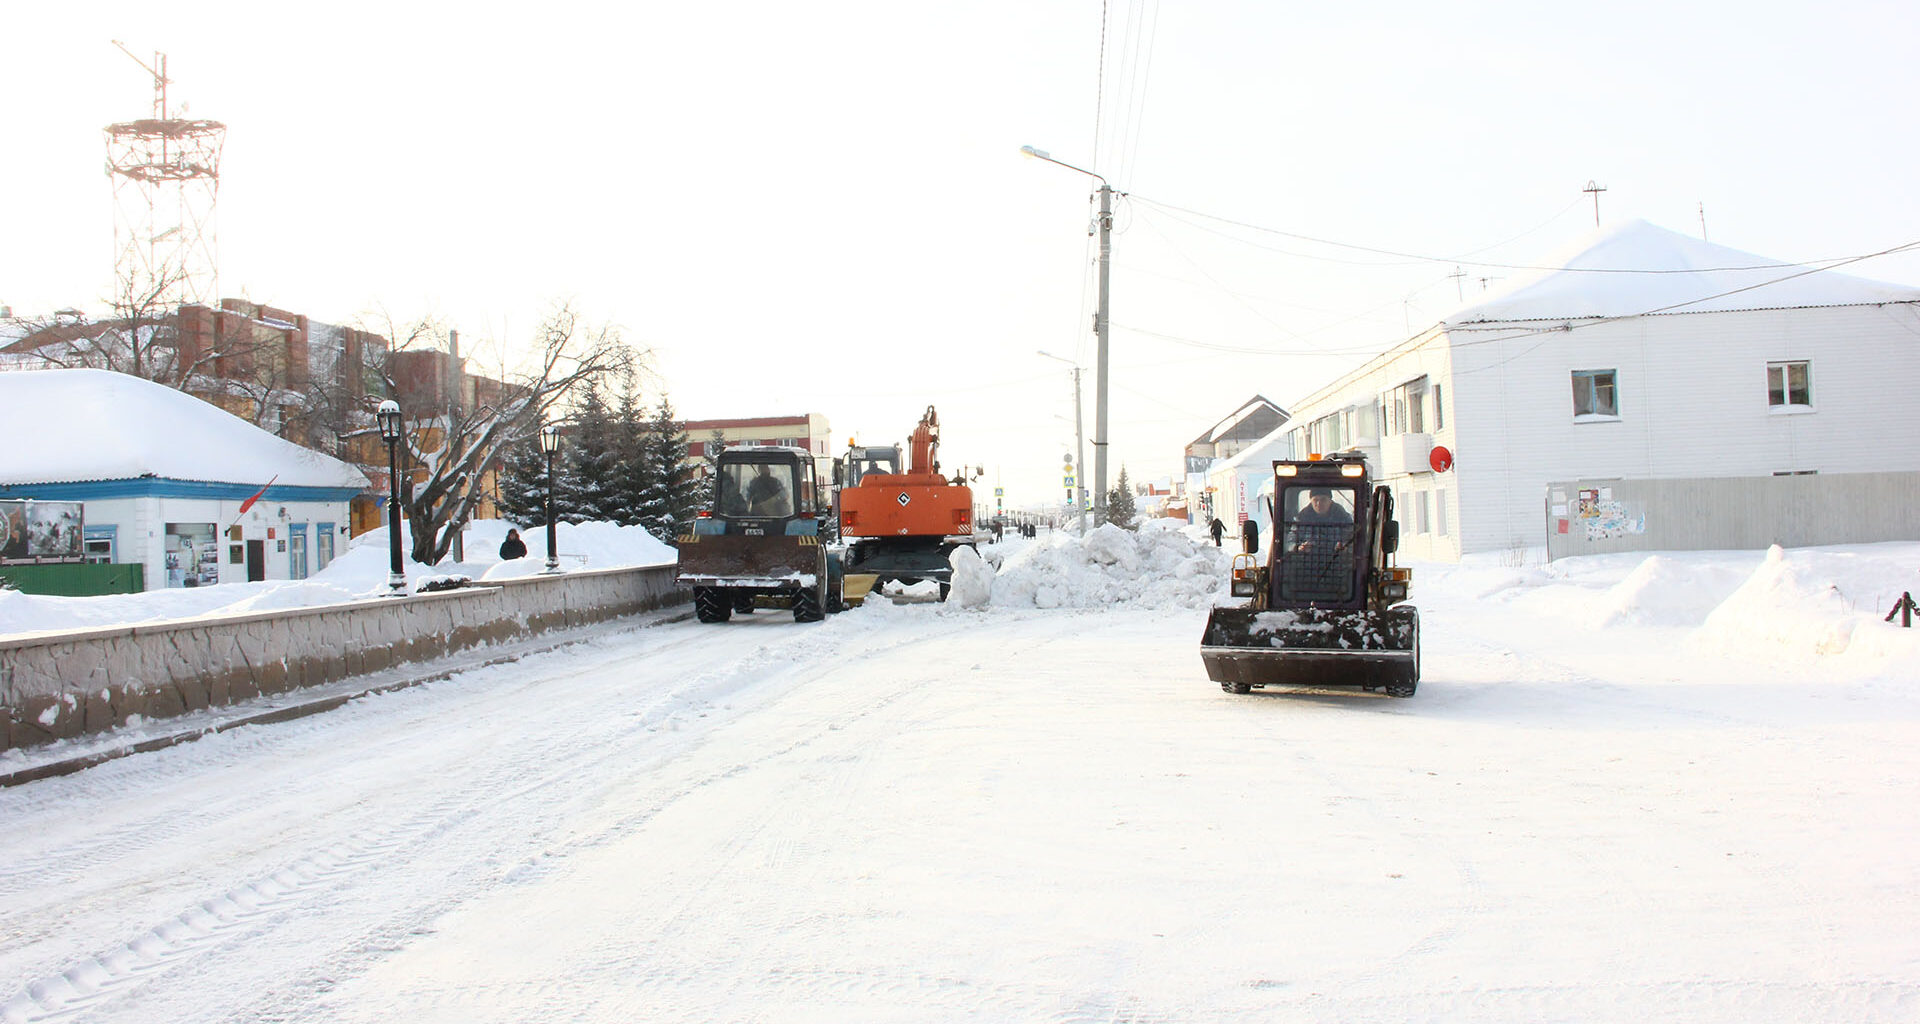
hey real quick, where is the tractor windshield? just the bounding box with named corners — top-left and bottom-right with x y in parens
top-left (1278, 484), bottom-right (1360, 602)
top-left (718, 461), bottom-right (797, 518)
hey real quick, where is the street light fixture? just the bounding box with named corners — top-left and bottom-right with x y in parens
top-left (376, 399), bottom-right (406, 595)
top-left (540, 422), bottom-right (561, 573)
top-left (1022, 144), bottom-right (1113, 525)
top-left (1037, 349), bottom-right (1088, 535)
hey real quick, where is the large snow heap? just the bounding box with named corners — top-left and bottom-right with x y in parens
top-left (955, 520), bottom-right (1229, 610)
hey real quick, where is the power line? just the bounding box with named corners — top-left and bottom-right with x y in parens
top-left (1127, 193), bottom-right (1874, 276)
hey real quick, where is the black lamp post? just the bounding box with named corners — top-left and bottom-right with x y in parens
top-left (541, 422), bottom-right (561, 572)
top-left (377, 399), bottom-right (406, 594)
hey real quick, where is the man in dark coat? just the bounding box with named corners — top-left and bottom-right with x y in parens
top-left (499, 528), bottom-right (529, 560)
top-left (1208, 517), bottom-right (1225, 547)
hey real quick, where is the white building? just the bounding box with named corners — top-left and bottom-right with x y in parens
top-left (1201, 424), bottom-right (1294, 541)
top-left (0, 368), bottom-right (368, 589)
top-left (1283, 220), bottom-right (1920, 560)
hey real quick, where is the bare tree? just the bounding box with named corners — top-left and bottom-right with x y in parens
top-left (368, 303), bottom-right (627, 567)
top-left (6, 258), bottom-right (311, 433)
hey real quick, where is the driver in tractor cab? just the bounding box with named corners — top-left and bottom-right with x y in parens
top-left (1284, 486), bottom-right (1357, 600)
top-left (745, 464), bottom-right (792, 517)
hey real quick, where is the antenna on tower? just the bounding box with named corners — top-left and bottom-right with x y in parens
top-left (103, 41), bottom-right (226, 313)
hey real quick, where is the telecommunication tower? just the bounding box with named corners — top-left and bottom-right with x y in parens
top-left (105, 42), bottom-right (225, 309)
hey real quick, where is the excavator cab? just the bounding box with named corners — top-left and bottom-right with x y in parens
top-left (1200, 455), bottom-right (1420, 697)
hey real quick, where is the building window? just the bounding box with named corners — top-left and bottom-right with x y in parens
top-left (1383, 377), bottom-right (1428, 435)
top-left (1431, 383), bottom-right (1444, 431)
top-left (1572, 369), bottom-right (1618, 419)
top-left (1415, 491), bottom-right (1431, 534)
top-left (1434, 488), bottom-right (1449, 536)
top-left (1767, 361), bottom-right (1811, 409)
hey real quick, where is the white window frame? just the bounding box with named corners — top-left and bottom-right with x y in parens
top-left (1415, 491), bottom-right (1431, 534)
top-left (1572, 368), bottom-right (1620, 421)
top-left (1767, 360), bottom-right (1814, 414)
top-left (1434, 488), bottom-right (1449, 536)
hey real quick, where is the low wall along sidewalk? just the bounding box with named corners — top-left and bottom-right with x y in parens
top-left (0, 565), bottom-right (684, 752)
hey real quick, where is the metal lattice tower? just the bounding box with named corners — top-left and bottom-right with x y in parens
top-left (105, 43), bottom-right (225, 310)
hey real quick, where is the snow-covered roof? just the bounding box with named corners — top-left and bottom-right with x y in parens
top-left (1444, 219), bottom-right (1920, 326)
top-left (0, 368), bottom-right (368, 489)
top-left (1210, 422), bottom-right (1292, 474)
top-left (1189, 395), bottom-right (1289, 448)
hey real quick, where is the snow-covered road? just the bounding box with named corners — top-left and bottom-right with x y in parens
top-left (4, 554), bottom-right (1919, 1022)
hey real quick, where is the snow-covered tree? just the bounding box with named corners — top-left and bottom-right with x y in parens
top-left (372, 303), bottom-right (627, 566)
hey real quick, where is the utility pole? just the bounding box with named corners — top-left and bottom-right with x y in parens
top-left (1021, 145), bottom-right (1114, 527)
top-left (1584, 180), bottom-right (1608, 226)
top-left (1092, 180), bottom-right (1112, 527)
top-left (1698, 201), bottom-right (1709, 242)
top-left (1448, 266), bottom-right (1468, 301)
top-left (447, 329), bottom-right (463, 562)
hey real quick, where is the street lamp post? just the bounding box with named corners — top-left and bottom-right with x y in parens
top-left (376, 400), bottom-right (406, 595)
top-left (1021, 145), bottom-right (1112, 525)
top-left (1037, 350), bottom-right (1088, 534)
top-left (541, 423), bottom-right (561, 573)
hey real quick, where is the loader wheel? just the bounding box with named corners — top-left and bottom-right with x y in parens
top-left (733, 593), bottom-right (756, 614)
top-left (1385, 614), bottom-right (1420, 697)
top-left (1220, 680), bottom-right (1252, 695)
top-left (694, 588), bottom-right (733, 623)
top-left (792, 584), bottom-right (825, 623)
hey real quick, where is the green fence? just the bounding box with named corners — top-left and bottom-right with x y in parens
top-left (0, 563), bottom-right (146, 596)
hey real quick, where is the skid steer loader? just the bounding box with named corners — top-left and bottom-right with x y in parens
top-left (1200, 454), bottom-right (1420, 697)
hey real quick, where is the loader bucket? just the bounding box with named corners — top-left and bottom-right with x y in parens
top-left (676, 534), bottom-right (824, 588)
top-left (1200, 604), bottom-right (1420, 695)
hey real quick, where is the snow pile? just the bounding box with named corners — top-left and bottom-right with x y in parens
top-left (0, 519), bottom-right (677, 640)
top-left (1593, 553), bottom-right (1757, 628)
top-left (974, 520), bottom-right (1229, 610)
top-left (946, 544), bottom-right (993, 607)
top-left (1696, 544), bottom-right (1906, 660)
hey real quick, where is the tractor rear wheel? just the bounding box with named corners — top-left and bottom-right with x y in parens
top-left (792, 584), bottom-right (825, 623)
top-left (694, 588), bottom-right (733, 623)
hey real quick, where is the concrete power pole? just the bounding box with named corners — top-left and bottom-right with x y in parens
top-left (1093, 181), bottom-right (1112, 526)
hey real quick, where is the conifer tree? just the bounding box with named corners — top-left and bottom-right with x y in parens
top-left (495, 431), bottom-right (553, 527)
top-left (1106, 464), bottom-right (1138, 530)
top-left (610, 361), bottom-right (656, 528)
top-left (564, 381), bottom-right (620, 523)
top-left (638, 396), bottom-right (700, 542)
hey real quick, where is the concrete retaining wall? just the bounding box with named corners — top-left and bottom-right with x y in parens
top-left (1545, 471), bottom-right (1920, 560)
top-left (0, 565), bottom-right (684, 751)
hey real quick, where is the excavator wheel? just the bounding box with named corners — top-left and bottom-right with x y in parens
top-left (693, 588), bottom-right (733, 623)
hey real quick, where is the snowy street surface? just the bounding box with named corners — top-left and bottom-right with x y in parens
top-left (3, 530), bottom-right (1918, 1022)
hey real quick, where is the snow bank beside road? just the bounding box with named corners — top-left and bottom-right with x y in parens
top-left (1425, 541), bottom-right (1920, 682)
top-left (0, 519), bottom-right (677, 640)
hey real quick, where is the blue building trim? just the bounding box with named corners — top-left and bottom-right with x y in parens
top-left (0, 478), bottom-right (363, 504)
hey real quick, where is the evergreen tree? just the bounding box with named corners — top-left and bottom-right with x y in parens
top-left (610, 361), bottom-right (656, 528)
top-left (495, 429), bottom-right (553, 527)
top-left (638, 395), bottom-right (700, 543)
top-left (1106, 464), bottom-right (1138, 529)
top-left (564, 381), bottom-right (621, 523)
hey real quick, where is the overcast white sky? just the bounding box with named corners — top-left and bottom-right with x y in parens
top-left (7, 1), bottom-right (1919, 506)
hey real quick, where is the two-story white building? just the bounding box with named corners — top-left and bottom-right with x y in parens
top-left (1284, 220), bottom-right (1920, 560)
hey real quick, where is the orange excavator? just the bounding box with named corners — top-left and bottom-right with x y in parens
top-left (838, 405), bottom-right (978, 600)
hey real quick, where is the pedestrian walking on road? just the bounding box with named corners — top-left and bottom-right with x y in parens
top-left (1209, 517), bottom-right (1225, 547)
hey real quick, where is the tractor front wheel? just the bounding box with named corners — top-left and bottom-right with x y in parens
top-left (694, 588), bottom-right (734, 623)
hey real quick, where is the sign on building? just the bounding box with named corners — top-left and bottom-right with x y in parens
top-left (0, 500), bottom-right (85, 564)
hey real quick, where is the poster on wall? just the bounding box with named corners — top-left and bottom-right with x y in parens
top-left (164, 522), bottom-right (220, 588)
top-left (0, 500), bottom-right (85, 564)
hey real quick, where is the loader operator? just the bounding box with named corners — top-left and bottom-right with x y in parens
top-left (1284, 486), bottom-right (1356, 601)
